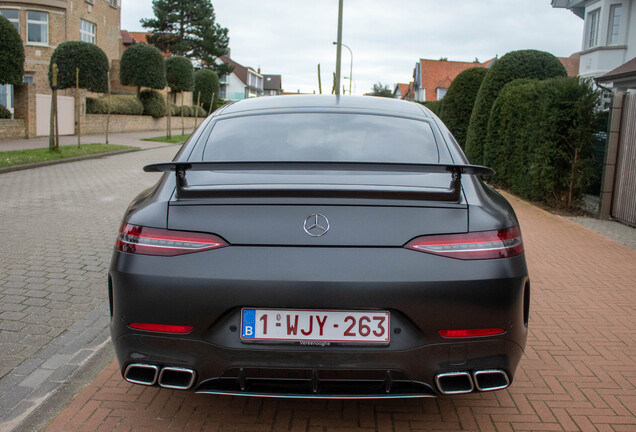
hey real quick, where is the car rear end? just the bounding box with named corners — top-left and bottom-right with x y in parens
top-left (109, 96), bottom-right (529, 397)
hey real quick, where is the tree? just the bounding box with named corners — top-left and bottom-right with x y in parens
top-left (48, 41), bottom-right (110, 149)
top-left (464, 49), bottom-right (567, 165)
top-left (0, 15), bottom-right (25, 87)
top-left (141, 0), bottom-right (232, 75)
top-left (48, 41), bottom-right (109, 92)
top-left (194, 69), bottom-right (219, 113)
top-left (120, 43), bottom-right (166, 96)
top-left (438, 67), bottom-right (488, 150)
top-left (370, 82), bottom-right (393, 98)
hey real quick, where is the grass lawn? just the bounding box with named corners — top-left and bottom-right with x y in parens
top-left (0, 144), bottom-right (136, 168)
top-left (142, 134), bottom-right (190, 144)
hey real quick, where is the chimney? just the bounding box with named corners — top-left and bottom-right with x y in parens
top-left (258, 67), bottom-right (261, 74)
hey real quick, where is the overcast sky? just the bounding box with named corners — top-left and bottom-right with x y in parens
top-left (121, 0), bottom-right (584, 95)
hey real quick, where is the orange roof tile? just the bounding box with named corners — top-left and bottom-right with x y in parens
top-left (418, 58), bottom-right (485, 102)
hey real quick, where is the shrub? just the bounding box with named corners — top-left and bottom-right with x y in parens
top-left (193, 105), bottom-right (206, 117)
top-left (465, 50), bottom-right (567, 165)
top-left (0, 104), bottom-right (11, 119)
top-left (0, 15), bottom-right (25, 86)
top-left (165, 56), bottom-right (194, 93)
top-left (169, 103), bottom-right (179, 116)
top-left (86, 95), bottom-right (144, 115)
top-left (49, 41), bottom-right (109, 92)
top-left (120, 44), bottom-right (166, 93)
top-left (140, 89), bottom-right (167, 118)
top-left (486, 77), bottom-right (600, 210)
top-left (194, 69), bottom-right (220, 112)
top-left (439, 67), bottom-right (487, 150)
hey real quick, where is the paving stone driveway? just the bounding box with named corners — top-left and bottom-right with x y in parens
top-left (2, 147), bottom-right (635, 431)
top-left (42, 193), bottom-right (636, 431)
top-left (0, 145), bottom-right (180, 430)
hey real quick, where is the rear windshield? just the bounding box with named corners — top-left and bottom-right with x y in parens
top-left (201, 113), bottom-right (440, 163)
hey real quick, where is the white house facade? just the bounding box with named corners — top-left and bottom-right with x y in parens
top-left (553, 0), bottom-right (636, 78)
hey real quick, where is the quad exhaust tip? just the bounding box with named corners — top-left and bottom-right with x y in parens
top-left (124, 363), bottom-right (159, 386)
top-left (158, 366), bottom-right (196, 390)
top-left (435, 371), bottom-right (474, 394)
top-left (124, 364), bottom-right (196, 390)
top-left (473, 369), bottom-right (510, 392)
top-left (436, 369), bottom-right (510, 394)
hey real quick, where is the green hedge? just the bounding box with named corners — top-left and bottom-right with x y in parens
top-left (49, 41), bottom-right (109, 92)
top-left (86, 95), bottom-right (144, 115)
top-left (439, 67), bottom-right (488, 150)
top-left (0, 104), bottom-right (11, 119)
top-left (170, 103), bottom-right (206, 117)
top-left (486, 77), bottom-right (600, 210)
top-left (140, 89), bottom-right (167, 118)
top-left (0, 15), bottom-right (25, 86)
top-left (120, 44), bottom-right (166, 91)
top-left (465, 50), bottom-right (567, 165)
top-left (194, 69), bottom-right (220, 113)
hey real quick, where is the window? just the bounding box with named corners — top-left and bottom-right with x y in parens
top-left (0, 9), bottom-right (19, 32)
top-left (202, 114), bottom-right (440, 164)
top-left (27, 11), bottom-right (48, 44)
top-left (23, 75), bottom-right (34, 84)
top-left (608, 4), bottom-right (622, 45)
top-left (109, 0), bottom-right (121, 7)
top-left (586, 9), bottom-right (600, 48)
top-left (0, 84), bottom-right (14, 114)
top-left (436, 88), bottom-right (448, 101)
top-left (80, 19), bottom-right (96, 44)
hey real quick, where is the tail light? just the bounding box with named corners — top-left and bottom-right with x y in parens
top-left (439, 328), bottom-right (506, 338)
top-left (404, 226), bottom-right (523, 260)
top-left (128, 323), bottom-right (194, 334)
top-left (116, 224), bottom-right (228, 256)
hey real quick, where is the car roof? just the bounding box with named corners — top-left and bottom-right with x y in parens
top-left (218, 95), bottom-right (430, 118)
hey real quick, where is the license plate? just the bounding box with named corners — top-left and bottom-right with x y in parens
top-left (240, 308), bottom-right (390, 344)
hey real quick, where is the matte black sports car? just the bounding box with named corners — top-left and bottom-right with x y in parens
top-left (109, 95), bottom-right (529, 398)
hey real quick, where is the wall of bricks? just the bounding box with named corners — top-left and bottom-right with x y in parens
top-left (80, 114), bottom-right (200, 135)
top-left (0, 119), bottom-right (26, 141)
top-left (12, 82), bottom-right (37, 138)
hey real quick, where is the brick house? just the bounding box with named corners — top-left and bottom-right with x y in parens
top-left (0, 0), bottom-right (122, 115)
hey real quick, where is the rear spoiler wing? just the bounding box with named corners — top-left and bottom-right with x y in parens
top-left (144, 161), bottom-right (494, 201)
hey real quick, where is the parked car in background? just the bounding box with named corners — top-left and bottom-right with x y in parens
top-left (109, 95), bottom-right (529, 398)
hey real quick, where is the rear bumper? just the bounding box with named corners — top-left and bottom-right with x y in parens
top-left (109, 246), bottom-right (529, 397)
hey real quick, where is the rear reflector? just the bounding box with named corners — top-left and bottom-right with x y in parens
top-left (116, 224), bottom-right (227, 256)
top-left (439, 328), bottom-right (505, 338)
top-left (129, 323), bottom-right (194, 334)
top-left (404, 226), bottom-right (523, 260)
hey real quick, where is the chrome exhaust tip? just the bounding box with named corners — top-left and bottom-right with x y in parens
top-left (124, 363), bottom-right (159, 386)
top-left (473, 369), bottom-right (510, 391)
top-left (158, 366), bottom-right (196, 390)
top-left (435, 371), bottom-right (474, 394)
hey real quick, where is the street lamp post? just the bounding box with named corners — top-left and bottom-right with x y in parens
top-left (333, 41), bottom-right (353, 95)
top-left (334, 0), bottom-right (343, 95)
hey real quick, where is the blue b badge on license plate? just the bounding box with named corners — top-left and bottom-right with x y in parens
top-left (241, 309), bottom-right (256, 339)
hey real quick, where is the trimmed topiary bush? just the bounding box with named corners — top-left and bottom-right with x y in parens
top-left (86, 95), bottom-right (144, 115)
top-left (0, 15), bottom-right (25, 86)
top-left (140, 89), bottom-right (167, 118)
top-left (465, 50), bottom-right (567, 165)
top-left (485, 77), bottom-right (600, 210)
top-left (194, 69), bottom-right (220, 113)
top-left (48, 41), bottom-right (109, 92)
top-left (439, 67), bottom-right (488, 150)
top-left (165, 56), bottom-right (194, 93)
top-left (0, 104), bottom-right (11, 118)
top-left (120, 44), bottom-right (166, 94)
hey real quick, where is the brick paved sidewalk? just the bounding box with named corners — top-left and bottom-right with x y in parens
top-left (41, 192), bottom-right (636, 432)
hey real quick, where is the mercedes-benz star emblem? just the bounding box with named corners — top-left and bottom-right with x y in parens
top-left (303, 213), bottom-right (330, 237)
